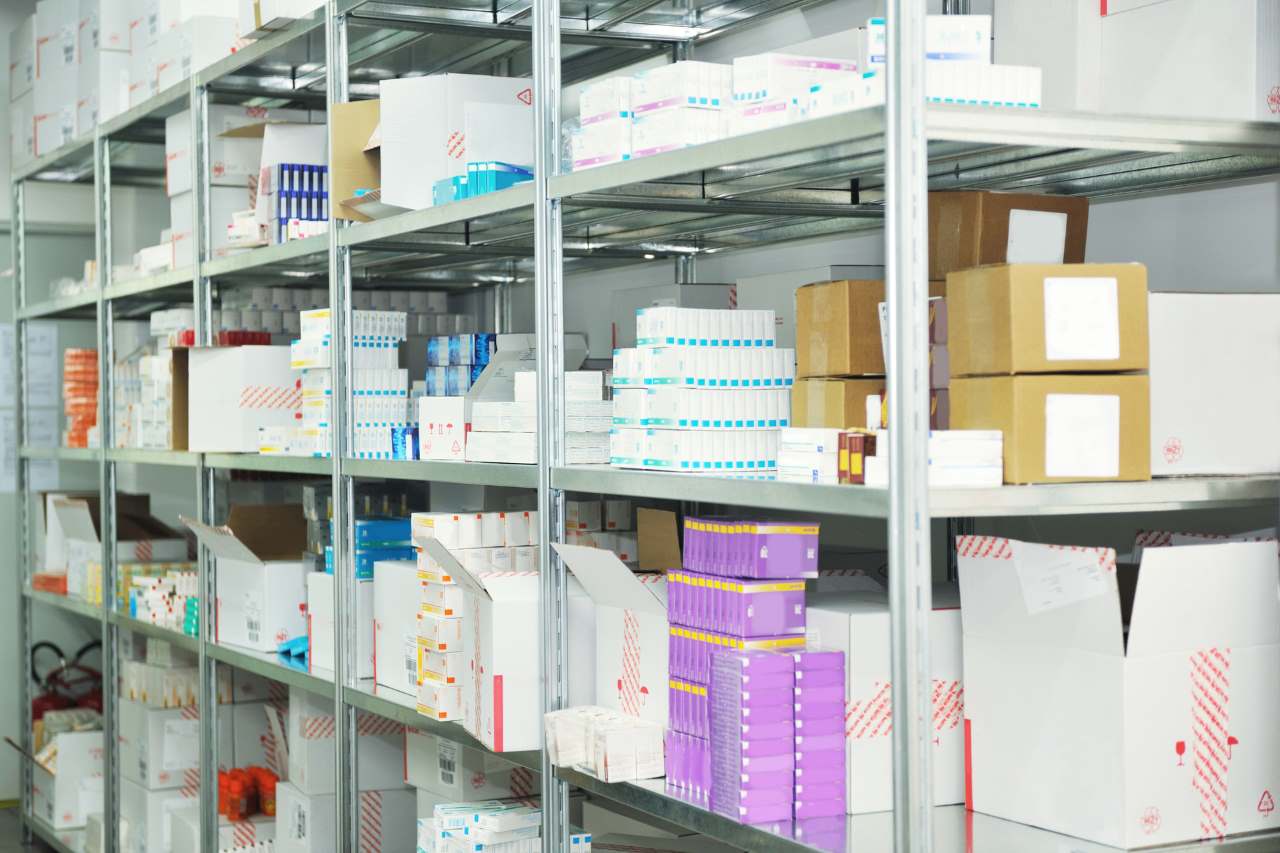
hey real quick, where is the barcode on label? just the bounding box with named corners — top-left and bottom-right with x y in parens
top-left (438, 739), bottom-right (458, 788)
top-left (404, 635), bottom-right (417, 689)
top-left (294, 804), bottom-right (307, 839)
top-left (247, 617), bottom-right (261, 644)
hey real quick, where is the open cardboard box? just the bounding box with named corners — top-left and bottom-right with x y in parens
top-left (52, 498), bottom-right (187, 598)
top-left (959, 536), bottom-right (1280, 847)
top-left (182, 505), bottom-right (308, 652)
top-left (31, 731), bottom-right (104, 830)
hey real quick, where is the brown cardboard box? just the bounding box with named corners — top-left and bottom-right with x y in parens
top-left (795, 279), bottom-right (946, 377)
top-left (928, 191), bottom-right (1089, 280)
top-left (170, 348), bottom-right (189, 451)
top-left (947, 263), bottom-right (1149, 377)
top-left (792, 378), bottom-right (886, 428)
top-left (951, 374), bottom-right (1151, 483)
top-left (330, 99), bottom-right (381, 222)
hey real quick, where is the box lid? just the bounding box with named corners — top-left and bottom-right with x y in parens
top-left (181, 504), bottom-right (306, 564)
top-left (553, 543), bottom-right (666, 614)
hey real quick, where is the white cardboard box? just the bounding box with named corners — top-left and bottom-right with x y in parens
top-left (418, 396), bottom-right (468, 461)
top-left (165, 104), bottom-right (313, 196)
top-left (168, 186), bottom-right (251, 266)
top-left (287, 686), bottom-right (405, 796)
top-left (379, 74), bottom-right (534, 211)
top-left (276, 781), bottom-right (414, 853)
top-left (183, 504), bottom-right (308, 652)
top-left (76, 47), bottom-right (129, 135)
top-left (32, 732), bottom-right (103, 830)
top-left (11, 14), bottom-right (36, 101)
top-left (94, 0), bottom-right (133, 52)
top-left (231, 700), bottom-right (279, 769)
top-left (118, 699), bottom-right (232, 790)
top-left (11, 90), bottom-right (35, 169)
top-left (404, 729), bottom-right (539, 801)
top-left (188, 345), bottom-right (298, 452)
top-left (170, 806), bottom-right (276, 851)
top-left (308, 571), bottom-right (374, 678)
top-left (419, 539), bottom-right (541, 752)
top-left (806, 586), bottom-right (964, 814)
top-left (554, 543), bottom-right (668, 726)
top-left (373, 558), bottom-right (421, 695)
top-left (1149, 293), bottom-right (1280, 475)
top-left (120, 777), bottom-right (192, 853)
top-left (959, 535), bottom-right (1280, 847)
top-left (995, 0), bottom-right (1280, 121)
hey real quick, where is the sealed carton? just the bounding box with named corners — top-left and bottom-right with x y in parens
top-left (183, 504), bottom-right (308, 652)
top-left (948, 263), bottom-right (1148, 376)
top-left (791, 378), bottom-right (885, 429)
top-left (1149, 293), bottom-right (1280, 475)
top-left (960, 536), bottom-right (1280, 846)
top-left (928, 190), bottom-right (1088, 279)
top-left (372, 559), bottom-right (420, 695)
top-left (404, 729), bottom-right (539, 801)
top-left (287, 686), bottom-right (404, 797)
top-left (188, 346), bottom-right (297, 452)
top-left (307, 572), bottom-right (374, 678)
top-left (796, 279), bottom-right (945, 377)
top-left (951, 373), bottom-right (1150, 483)
top-left (807, 587), bottom-right (962, 814)
top-left (118, 699), bottom-right (232, 790)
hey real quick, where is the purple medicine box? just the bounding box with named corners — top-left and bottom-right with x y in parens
top-left (709, 649), bottom-right (796, 824)
top-left (790, 649), bottom-right (848, 819)
top-left (666, 730), bottom-right (711, 794)
top-left (669, 628), bottom-right (805, 685)
top-left (682, 517), bottom-right (820, 579)
top-left (667, 571), bottom-right (806, 637)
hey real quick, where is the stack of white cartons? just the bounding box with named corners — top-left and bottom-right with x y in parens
top-left (279, 686), bottom-right (416, 853)
top-left (114, 306), bottom-right (194, 450)
top-left (864, 429), bottom-right (1003, 487)
top-left (10, 14), bottom-right (36, 168)
top-left (75, 0), bottom-right (130, 138)
top-left (125, 566), bottom-right (197, 632)
top-left (33, 0), bottom-right (78, 157)
top-left (562, 498), bottom-right (637, 563)
top-left (129, 0), bottom-right (239, 109)
top-left (572, 62), bottom-right (730, 170)
top-left (610, 307), bottom-right (794, 476)
top-left (406, 510), bottom-right (540, 721)
top-left (730, 52), bottom-right (858, 135)
top-left (431, 801), bottom-right (544, 853)
top-left (466, 370), bottom-right (611, 464)
top-left (222, 285), bottom-right (321, 339)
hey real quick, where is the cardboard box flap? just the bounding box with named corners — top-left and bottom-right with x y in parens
top-left (957, 537), bottom-right (1123, 656)
top-left (220, 121), bottom-right (313, 139)
top-left (116, 513), bottom-right (182, 543)
top-left (364, 124), bottom-right (380, 152)
top-left (51, 499), bottom-right (100, 545)
top-left (553, 543), bottom-right (665, 614)
top-left (417, 537), bottom-right (492, 602)
top-left (475, 572), bottom-right (540, 601)
top-left (1127, 541), bottom-right (1280, 659)
top-left (180, 516), bottom-right (263, 565)
top-left (181, 504), bottom-right (306, 564)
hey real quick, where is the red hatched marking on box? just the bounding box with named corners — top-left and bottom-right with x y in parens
top-left (1191, 646), bottom-right (1233, 840)
top-left (358, 790), bottom-right (382, 853)
top-left (618, 609), bottom-right (646, 716)
top-left (233, 820), bottom-right (257, 847)
top-left (509, 765), bottom-right (538, 807)
top-left (933, 679), bottom-right (964, 732)
top-left (846, 680), bottom-right (892, 740)
top-left (447, 131), bottom-right (465, 160)
top-left (356, 712), bottom-right (404, 737)
top-left (956, 536), bottom-right (1012, 560)
top-left (137, 539), bottom-right (152, 561)
top-left (181, 768), bottom-right (199, 798)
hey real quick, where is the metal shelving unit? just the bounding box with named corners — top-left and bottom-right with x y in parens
top-left (10, 0), bottom-right (1280, 851)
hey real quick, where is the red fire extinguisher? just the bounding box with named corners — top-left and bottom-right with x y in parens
top-left (31, 641), bottom-right (103, 720)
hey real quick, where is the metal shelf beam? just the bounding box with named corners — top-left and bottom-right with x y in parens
top-left (24, 588), bottom-right (104, 621)
top-left (108, 612), bottom-right (200, 653)
top-left (207, 644), bottom-right (334, 694)
top-left (345, 457), bottom-right (539, 486)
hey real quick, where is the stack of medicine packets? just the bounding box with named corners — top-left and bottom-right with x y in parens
top-left (665, 518), bottom-right (815, 800)
top-left (709, 648), bottom-right (796, 823)
top-left (791, 649), bottom-right (847, 819)
top-left (610, 307), bottom-right (795, 476)
top-left (269, 163), bottom-right (329, 244)
top-left (431, 801), bottom-right (543, 853)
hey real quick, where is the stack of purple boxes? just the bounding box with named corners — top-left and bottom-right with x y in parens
top-left (792, 649), bottom-right (847, 819)
top-left (709, 649), bottom-right (798, 823)
top-left (665, 517), bottom-right (821, 811)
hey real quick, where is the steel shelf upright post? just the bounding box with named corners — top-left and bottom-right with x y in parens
top-left (11, 168), bottom-right (33, 846)
top-left (533, 0), bottom-right (571, 847)
top-left (886, 1), bottom-right (934, 852)
top-left (94, 130), bottom-right (122, 853)
top-left (327, 4), bottom-right (360, 849)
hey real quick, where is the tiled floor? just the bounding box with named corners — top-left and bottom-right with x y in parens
top-left (0, 809), bottom-right (53, 851)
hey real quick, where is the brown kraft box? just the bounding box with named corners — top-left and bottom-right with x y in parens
top-left (792, 378), bottom-right (885, 429)
top-left (947, 263), bottom-right (1149, 377)
top-left (796, 279), bottom-right (946, 377)
top-left (928, 190), bottom-right (1089, 280)
top-left (951, 373), bottom-right (1151, 484)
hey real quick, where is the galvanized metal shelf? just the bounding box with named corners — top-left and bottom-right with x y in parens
top-left (103, 267), bottom-right (195, 308)
top-left (344, 457), bottom-right (539, 486)
top-left (201, 236), bottom-right (330, 281)
top-left (25, 817), bottom-right (85, 853)
top-left (554, 466), bottom-right (1280, 518)
top-left (24, 588), bottom-right (103, 621)
top-left (11, 137), bottom-right (95, 183)
top-left (203, 453), bottom-right (332, 476)
top-left (109, 612), bottom-right (200, 653)
top-left (103, 448), bottom-right (202, 467)
top-left (207, 644), bottom-right (333, 694)
top-left (16, 291), bottom-right (101, 321)
top-left (19, 446), bottom-right (100, 462)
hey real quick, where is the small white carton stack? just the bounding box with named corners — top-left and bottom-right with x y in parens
top-left (864, 430), bottom-right (1002, 487)
top-left (730, 53), bottom-right (859, 134)
top-left (34, 0), bottom-right (79, 156)
top-left (466, 370), bottom-right (610, 464)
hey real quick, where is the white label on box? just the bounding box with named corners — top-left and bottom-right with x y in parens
top-left (404, 633), bottom-right (417, 690)
top-left (1012, 540), bottom-right (1111, 615)
top-left (1043, 277), bottom-right (1120, 361)
top-left (162, 719), bottom-right (199, 770)
top-left (1044, 393), bottom-right (1120, 478)
top-left (1007, 208), bottom-right (1067, 264)
top-left (244, 591), bottom-right (263, 645)
top-left (438, 738), bottom-right (458, 789)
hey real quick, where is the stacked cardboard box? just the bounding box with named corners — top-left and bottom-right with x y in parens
top-left (947, 262), bottom-right (1150, 483)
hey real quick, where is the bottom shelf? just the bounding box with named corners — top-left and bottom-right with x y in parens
top-left (25, 815), bottom-right (84, 853)
top-left (560, 772), bottom-right (1280, 853)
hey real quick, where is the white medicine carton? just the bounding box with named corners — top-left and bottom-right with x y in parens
top-left (182, 504), bottom-right (308, 653)
top-left (554, 543), bottom-right (669, 727)
top-left (32, 731), bottom-right (103, 830)
top-left (188, 345), bottom-right (298, 452)
top-left (959, 536), bottom-right (1280, 847)
top-left (287, 685), bottom-right (405, 797)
